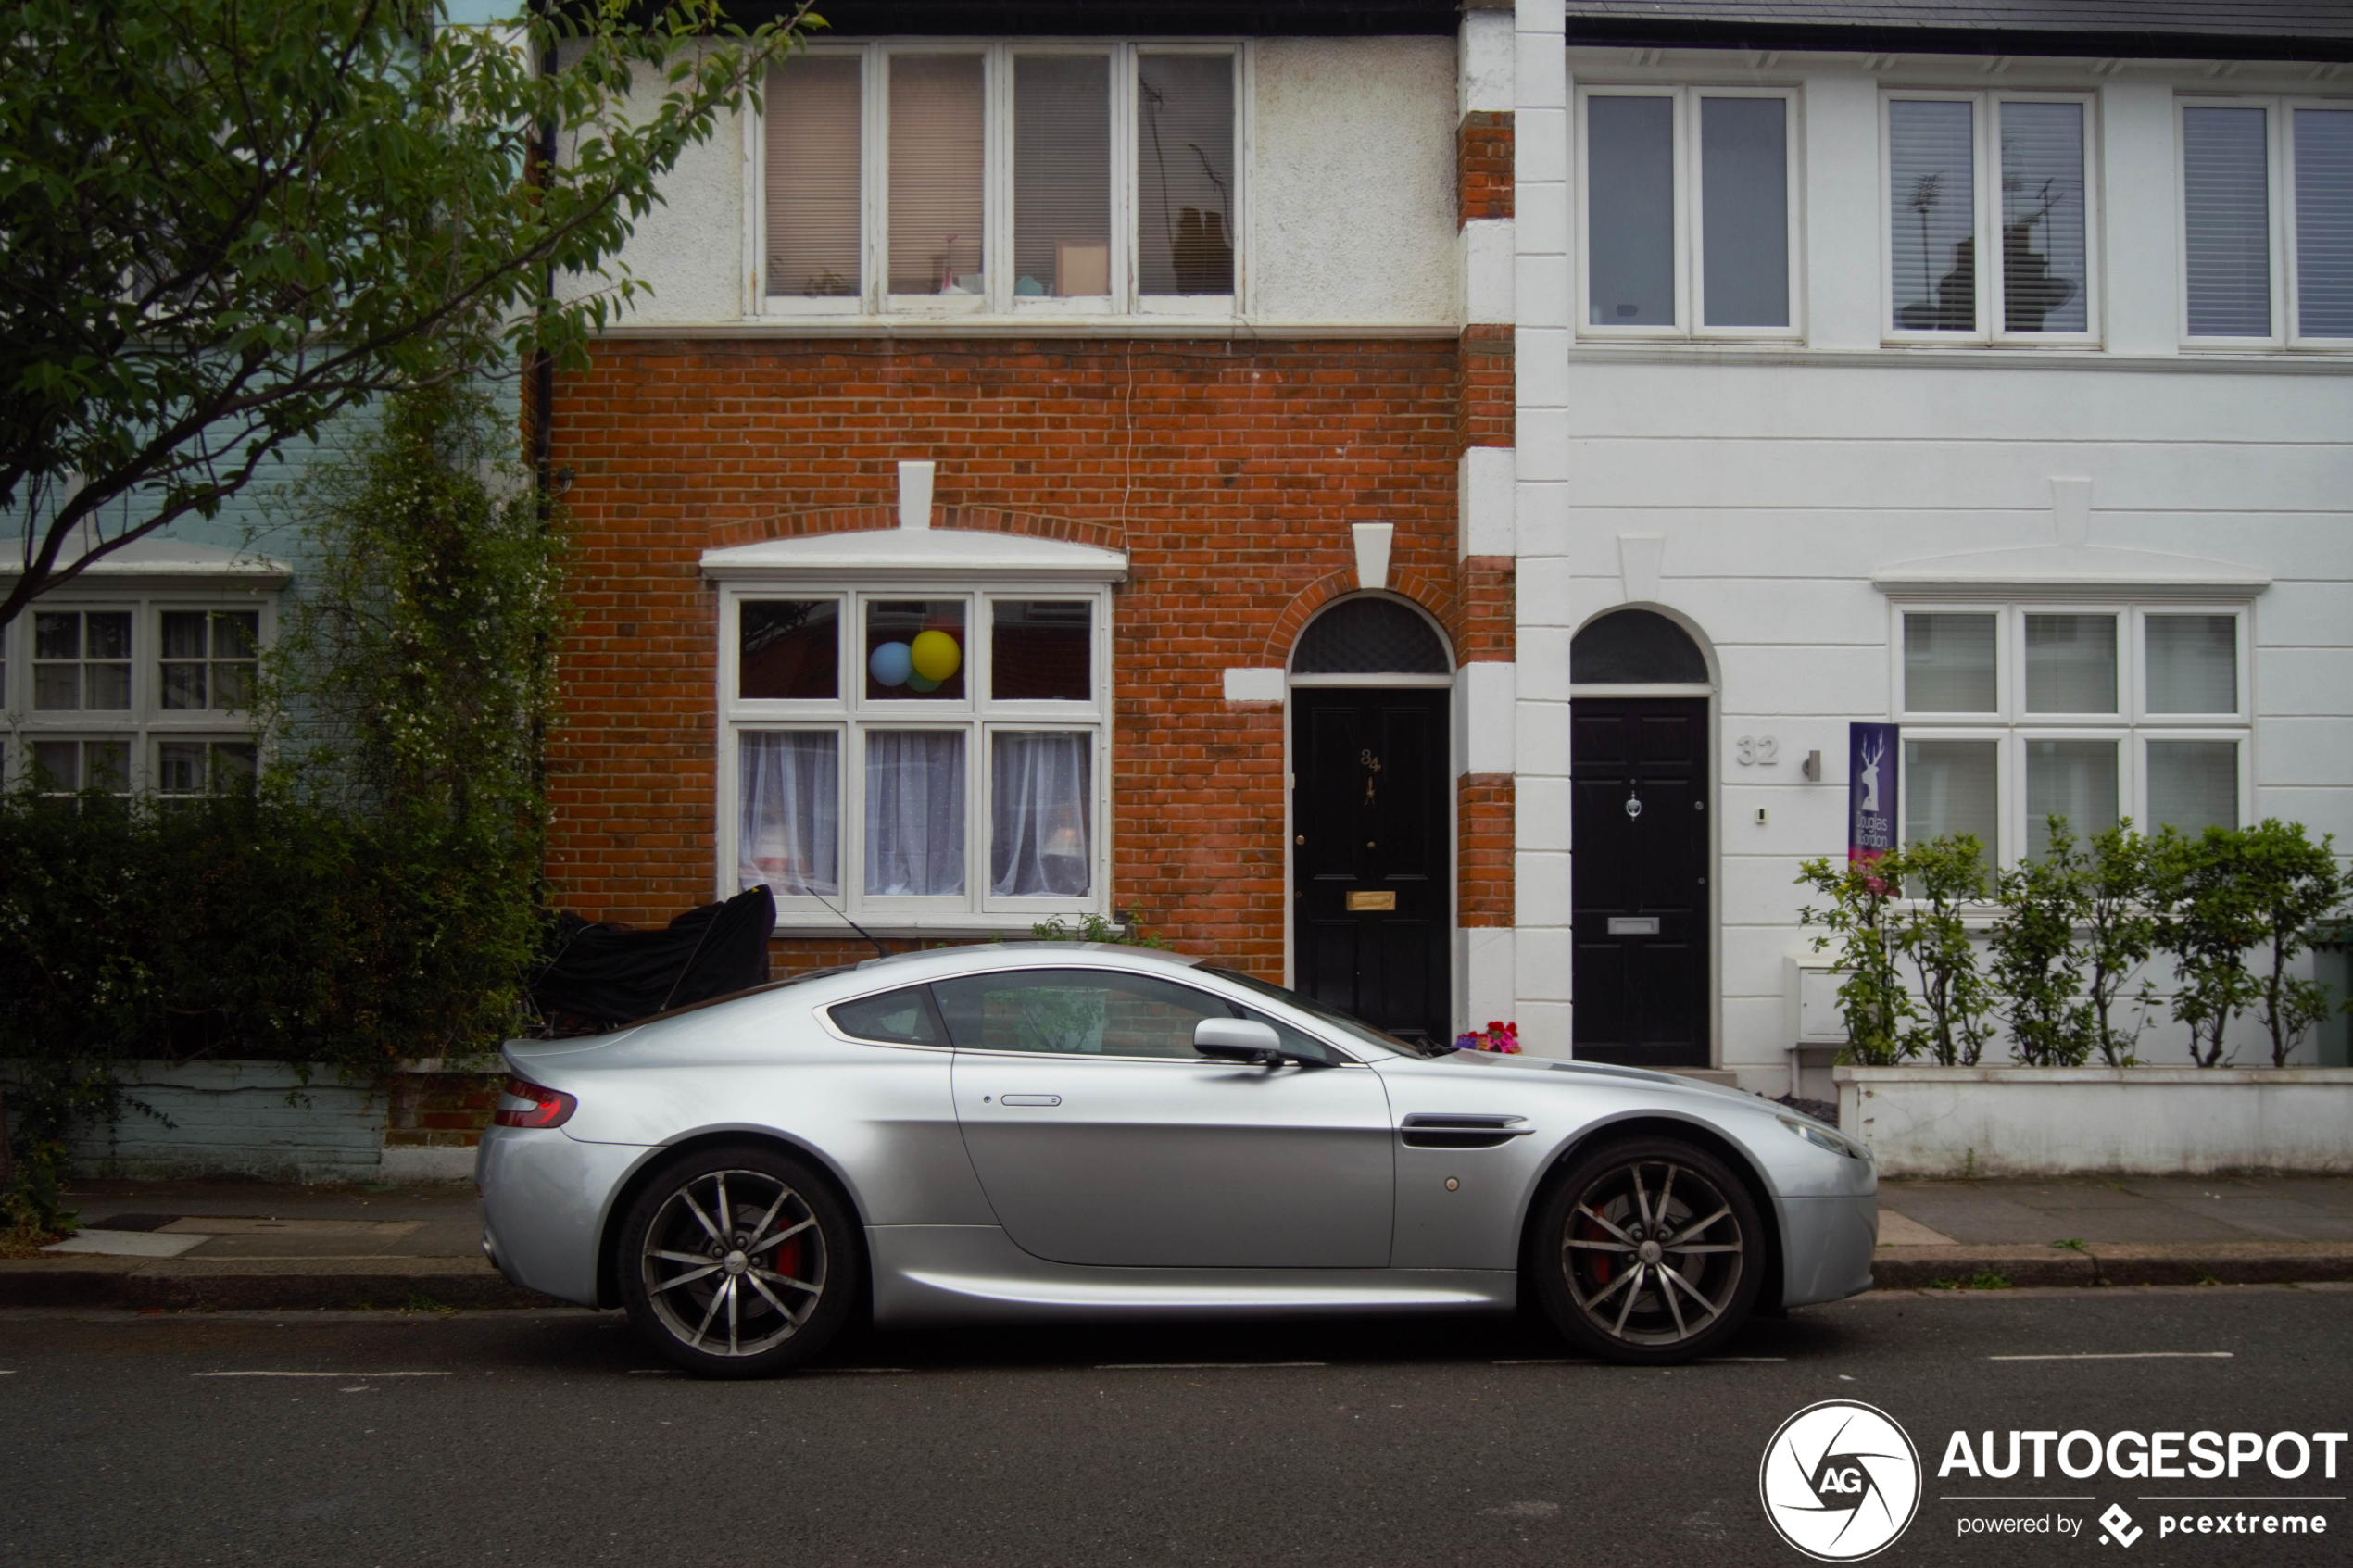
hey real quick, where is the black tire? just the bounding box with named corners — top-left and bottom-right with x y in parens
top-left (1530, 1136), bottom-right (1764, 1365)
top-left (617, 1143), bottom-right (860, 1378)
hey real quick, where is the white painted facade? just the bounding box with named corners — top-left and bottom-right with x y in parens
top-left (1510, 20), bottom-right (2353, 1082)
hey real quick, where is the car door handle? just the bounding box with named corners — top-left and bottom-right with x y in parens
top-left (999, 1094), bottom-right (1062, 1107)
top-left (1399, 1113), bottom-right (1531, 1149)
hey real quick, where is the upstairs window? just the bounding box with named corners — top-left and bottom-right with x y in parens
top-left (1577, 86), bottom-right (1798, 339)
top-left (2181, 97), bottom-right (2353, 345)
top-left (1884, 92), bottom-right (2096, 345)
top-left (761, 44), bottom-right (1239, 317)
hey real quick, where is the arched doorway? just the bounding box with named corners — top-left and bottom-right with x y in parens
top-left (1289, 596), bottom-right (1453, 1045)
top-left (1570, 608), bottom-right (1714, 1067)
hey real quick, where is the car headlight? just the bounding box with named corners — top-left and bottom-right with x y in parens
top-left (1780, 1114), bottom-right (1866, 1161)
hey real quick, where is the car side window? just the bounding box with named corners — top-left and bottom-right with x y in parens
top-left (827, 984), bottom-right (945, 1046)
top-left (1236, 1007), bottom-right (1351, 1066)
top-left (931, 969), bottom-right (1233, 1059)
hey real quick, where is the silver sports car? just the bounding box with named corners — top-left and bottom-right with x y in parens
top-left (478, 943), bottom-right (1876, 1376)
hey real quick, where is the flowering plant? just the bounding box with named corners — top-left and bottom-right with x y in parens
top-left (1453, 1020), bottom-right (1521, 1054)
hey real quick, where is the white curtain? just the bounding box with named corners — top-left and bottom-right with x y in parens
top-left (991, 732), bottom-right (1091, 897)
top-left (738, 732), bottom-right (840, 896)
top-left (866, 730), bottom-right (965, 895)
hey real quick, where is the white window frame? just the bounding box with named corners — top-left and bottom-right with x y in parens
top-left (5, 589), bottom-right (276, 797)
top-left (753, 41), bottom-right (1245, 322)
top-left (1574, 83), bottom-right (1803, 343)
top-left (1881, 89), bottom-right (2102, 348)
top-left (1889, 601), bottom-right (2252, 865)
top-left (2286, 98), bottom-right (2353, 347)
top-left (717, 581), bottom-right (1114, 933)
top-left (2178, 94), bottom-right (2288, 348)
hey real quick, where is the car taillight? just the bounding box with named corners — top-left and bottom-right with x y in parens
top-left (493, 1077), bottom-right (576, 1129)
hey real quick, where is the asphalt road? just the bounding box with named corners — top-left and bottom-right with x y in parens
top-left (3, 1286), bottom-right (2347, 1567)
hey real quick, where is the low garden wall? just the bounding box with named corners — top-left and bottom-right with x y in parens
top-left (34, 1060), bottom-right (502, 1185)
top-left (1837, 1065), bottom-right (2353, 1177)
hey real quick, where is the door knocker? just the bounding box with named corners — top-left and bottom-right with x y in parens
top-left (1623, 790), bottom-right (1643, 821)
top-left (1358, 749), bottom-right (1383, 806)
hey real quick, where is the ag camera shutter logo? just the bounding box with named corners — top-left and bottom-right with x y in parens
top-left (1759, 1400), bottom-right (1923, 1561)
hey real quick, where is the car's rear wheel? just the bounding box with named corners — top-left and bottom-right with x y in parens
top-left (617, 1144), bottom-right (857, 1378)
top-left (1531, 1137), bottom-right (1764, 1364)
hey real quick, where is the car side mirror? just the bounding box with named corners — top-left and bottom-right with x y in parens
top-left (1194, 1017), bottom-right (1283, 1066)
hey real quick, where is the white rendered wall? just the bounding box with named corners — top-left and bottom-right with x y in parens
top-left (1518, 50), bottom-right (2353, 1085)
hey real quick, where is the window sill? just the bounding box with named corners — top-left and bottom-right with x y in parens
top-left (611, 316), bottom-right (1460, 342)
top-left (771, 919), bottom-right (1115, 941)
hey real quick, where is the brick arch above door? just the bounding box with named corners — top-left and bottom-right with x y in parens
top-left (706, 504), bottom-right (1126, 558)
top-left (1261, 571), bottom-right (1458, 668)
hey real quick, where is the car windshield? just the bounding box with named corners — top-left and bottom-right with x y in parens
top-left (1198, 967), bottom-right (1456, 1058)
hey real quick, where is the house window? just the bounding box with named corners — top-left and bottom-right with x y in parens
top-left (1577, 86), bottom-right (1798, 338)
top-left (1893, 606), bottom-right (2248, 866)
top-left (721, 585), bottom-right (1111, 926)
top-left (2180, 97), bottom-right (2353, 345)
top-left (761, 44), bottom-right (1240, 317)
top-left (1884, 93), bottom-right (2096, 344)
top-left (9, 596), bottom-right (271, 799)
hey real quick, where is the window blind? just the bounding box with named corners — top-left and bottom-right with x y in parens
top-left (1014, 56), bottom-right (1112, 298)
top-left (765, 56), bottom-right (862, 298)
top-left (2295, 107), bottom-right (2353, 337)
top-left (1699, 96), bottom-right (1787, 328)
top-left (2145, 614), bottom-right (2236, 713)
top-left (2024, 613), bottom-right (2116, 713)
top-left (1137, 55), bottom-right (1234, 295)
top-left (2147, 741), bottom-right (2238, 834)
top-left (1904, 739), bottom-right (1999, 859)
top-left (887, 55), bottom-right (985, 296)
top-left (2183, 107), bottom-right (2272, 337)
top-left (2025, 740), bottom-right (2119, 858)
top-left (1998, 100), bottom-right (2088, 332)
top-left (1904, 613), bottom-right (1998, 713)
top-left (1586, 95), bottom-right (1676, 327)
top-left (1890, 99), bottom-right (1978, 332)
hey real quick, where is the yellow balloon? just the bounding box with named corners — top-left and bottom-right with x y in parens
top-left (910, 628), bottom-right (963, 683)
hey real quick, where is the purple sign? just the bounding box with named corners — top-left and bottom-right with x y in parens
top-left (1849, 722), bottom-right (1898, 867)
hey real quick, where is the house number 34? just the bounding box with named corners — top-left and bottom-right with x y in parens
top-left (1735, 735), bottom-right (1779, 766)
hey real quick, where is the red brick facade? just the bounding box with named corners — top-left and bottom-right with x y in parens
top-left (1457, 109), bottom-right (1516, 223)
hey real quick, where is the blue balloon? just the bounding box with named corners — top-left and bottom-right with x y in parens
top-left (906, 672), bottom-right (942, 694)
top-left (868, 641), bottom-right (913, 686)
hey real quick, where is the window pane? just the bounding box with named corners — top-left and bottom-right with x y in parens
top-left (864, 729), bottom-right (965, 896)
top-left (865, 599), bottom-right (965, 700)
top-left (33, 611), bottom-right (78, 660)
top-left (84, 740), bottom-right (129, 794)
top-left (1904, 739), bottom-right (1999, 857)
top-left (1015, 56), bottom-right (1112, 298)
top-left (1586, 95), bottom-right (1676, 327)
top-left (741, 599), bottom-right (839, 700)
top-left (2147, 740), bottom-right (2237, 834)
top-left (991, 732), bottom-right (1091, 897)
top-left (1904, 613), bottom-right (1997, 712)
top-left (2025, 739), bottom-right (2119, 857)
top-left (1891, 99), bottom-right (1977, 331)
top-left (1137, 55), bottom-right (1235, 295)
top-left (212, 660), bottom-right (253, 711)
top-left (161, 610), bottom-right (208, 659)
top-left (2145, 614), bottom-right (2236, 713)
top-left (2295, 107), bottom-right (2353, 337)
top-left (212, 742), bottom-right (257, 792)
top-left (2024, 612), bottom-right (2116, 713)
top-left (2183, 106), bottom-right (2271, 337)
top-left (33, 661), bottom-right (78, 710)
top-left (828, 985), bottom-right (941, 1045)
top-left (992, 599), bottom-right (1090, 699)
top-left (1699, 96), bottom-right (1788, 328)
top-left (212, 611), bottom-right (259, 659)
top-left (86, 612), bottom-right (130, 660)
top-left (85, 660), bottom-right (131, 710)
top-left (766, 56), bottom-right (862, 299)
top-left (738, 730), bottom-right (841, 897)
top-left (161, 659), bottom-right (207, 710)
top-left (32, 739), bottom-right (78, 789)
top-left (157, 740), bottom-right (208, 796)
top-left (932, 968), bottom-right (1227, 1057)
top-left (888, 55), bottom-right (985, 296)
top-left (2000, 100), bottom-right (2088, 332)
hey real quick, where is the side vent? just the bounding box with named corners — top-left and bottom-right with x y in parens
top-left (1399, 1113), bottom-right (1533, 1150)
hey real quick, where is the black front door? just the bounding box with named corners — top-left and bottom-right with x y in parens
top-left (1571, 697), bottom-right (1709, 1067)
top-left (1292, 687), bottom-right (1450, 1044)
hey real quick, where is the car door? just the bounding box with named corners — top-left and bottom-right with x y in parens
top-left (940, 967), bottom-right (1394, 1268)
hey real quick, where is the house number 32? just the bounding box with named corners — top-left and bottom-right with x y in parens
top-left (1735, 735), bottom-right (1780, 766)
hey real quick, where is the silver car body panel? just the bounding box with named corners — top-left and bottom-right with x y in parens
top-left (480, 943), bottom-right (1877, 1318)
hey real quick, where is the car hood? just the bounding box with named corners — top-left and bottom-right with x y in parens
top-left (1402, 1048), bottom-right (1762, 1106)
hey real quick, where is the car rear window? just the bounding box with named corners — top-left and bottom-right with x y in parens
top-left (827, 985), bottom-right (944, 1046)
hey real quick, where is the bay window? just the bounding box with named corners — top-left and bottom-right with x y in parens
top-left (761, 44), bottom-right (1239, 316)
top-left (2180, 97), bottom-right (2353, 345)
top-left (720, 583), bottom-right (1112, 929)
top-left (1893, 604), bottom-right (2250, 865)
top-left (1883, 92), bottom-right (2097, 344)
top-left (1577, 85), bottom-right (1798, 338)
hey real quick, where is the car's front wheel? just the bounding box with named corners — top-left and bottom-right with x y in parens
top-left (1531, 1137), bottom-right (1764, 1364)
top-left (617, 1144), bottom-right (858, 1377)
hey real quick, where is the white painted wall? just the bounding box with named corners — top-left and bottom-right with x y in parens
top-left (1516, 44), bottom-right (2353, 1085)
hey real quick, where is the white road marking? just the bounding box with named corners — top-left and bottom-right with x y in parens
top-left (2141, 1496), bottom-right (2346, 1502)
top-left (1988, 1351), bottom-right (2233, 1361)
top-left (1094, 1361), bottom-right (1325, 1370)
top-left (1943, 1495), bottom-right (2095, 1501)
top-left (192, 1371), bottom-right (451, 1378)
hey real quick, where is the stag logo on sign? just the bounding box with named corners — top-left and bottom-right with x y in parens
top-left (1760, 1400), bottom-right (1922, 1561)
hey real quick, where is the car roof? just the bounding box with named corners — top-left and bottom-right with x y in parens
top-left (850, 941), bottom-right (1205, 976)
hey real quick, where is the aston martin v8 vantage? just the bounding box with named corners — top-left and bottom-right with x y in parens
top-left (478, 943), bottom-right (1876, 1375)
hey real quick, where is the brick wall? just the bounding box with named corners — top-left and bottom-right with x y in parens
top-left (1457, 109), bottom-right (1515, 223)
top-left (548, 336), bottom-right (1515, 977)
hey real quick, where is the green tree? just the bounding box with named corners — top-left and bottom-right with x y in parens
top-left (0, 0), bottom-right (811, 629)
top-left (1988, 818), bottom-right (2094, 1067)
top-left (2079, 822), bottom-right (2158, 1066)
top-left (2150, 826), bottom-right (2265, 1068)
top-left (1894, 834), bottom-right (1995, 1066)
top-left (2233, 821), bottom-right (2350, 1067)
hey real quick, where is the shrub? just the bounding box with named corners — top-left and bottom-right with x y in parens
top-left (1894, 834), bottom-right (1994, 1066)
top-left (1989, 819), bottom-right (2095, 1067)
top-left (2148, 826), bottom-right (2265, 1068)
top-left (1797, 852), bottom-right (1918, 1065)
top-left (2233, 821), bottom-right (2350, 1067)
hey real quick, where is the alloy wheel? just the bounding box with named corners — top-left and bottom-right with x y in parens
top-left (1559, 1154), bottom-right (1746, 1350)
top-left (638, 1168), bottom-right (828, 1358)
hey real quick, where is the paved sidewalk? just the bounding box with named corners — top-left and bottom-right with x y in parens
top-left (4, 1172), bottom-right (2350, 1311)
